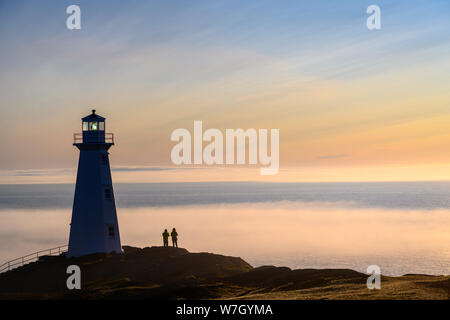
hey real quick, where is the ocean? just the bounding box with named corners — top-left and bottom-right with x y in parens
top-left (0, 181), bottom-right (449, 276)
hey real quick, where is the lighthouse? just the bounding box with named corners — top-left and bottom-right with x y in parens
top-left (68, 110), bottom-right (122, 257)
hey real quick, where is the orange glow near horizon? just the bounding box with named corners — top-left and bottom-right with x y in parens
top-left (1, 65), bottom-right (449, 183)
top-left (2, 163), bottom-right (450, 184)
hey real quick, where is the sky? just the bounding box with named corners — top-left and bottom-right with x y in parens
top-left (0, 0), bottom-right (449, 183)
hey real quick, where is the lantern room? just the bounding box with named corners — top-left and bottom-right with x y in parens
top-left (74, 109), bottom-right (114, 144)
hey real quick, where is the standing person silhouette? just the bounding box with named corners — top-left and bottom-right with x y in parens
top-left (171, 228), bottom-right (178, 248)
top-left (162, 229), bottom-right (169, 247)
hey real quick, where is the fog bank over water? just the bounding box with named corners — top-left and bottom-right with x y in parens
top-left (1, 202), bottom-right (449, 276)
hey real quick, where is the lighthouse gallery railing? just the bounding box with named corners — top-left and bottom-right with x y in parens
top-left (0, 245), bottom-right (68, 274)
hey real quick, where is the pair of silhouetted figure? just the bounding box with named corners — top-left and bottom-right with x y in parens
top-left (162, 228), bottom-right (178, 248)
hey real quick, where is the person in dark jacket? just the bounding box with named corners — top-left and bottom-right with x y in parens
top-left (162, 229), bottom-right (169, 247)
top-left (171, 228), bottom-right (178, 248)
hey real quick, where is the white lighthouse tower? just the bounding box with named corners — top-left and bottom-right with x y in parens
top-left (68, 110), bottom-right (122, 257)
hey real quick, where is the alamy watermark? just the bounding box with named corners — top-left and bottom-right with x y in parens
top-left (66, 5), bottom-right (379, 31)
top-left (66, 5), bottom-right (81, 30)
top-left (171, 121), bottom-right (279, 175)
top-left (366, 5), bottom-right (381, 30)
top-left (366, 265), bottom-right (381, 290)
top-left (66, 265), bottom-right (81, 290)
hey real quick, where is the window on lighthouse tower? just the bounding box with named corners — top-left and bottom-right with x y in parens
top-left (90, 122), bottom-right (98, 131)
top-left (83, 121), bottom-right (104, 131)
top-left (104, 188), bottom-right (112, 199)
top-left (108, 225), bottom-right (115, 238)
